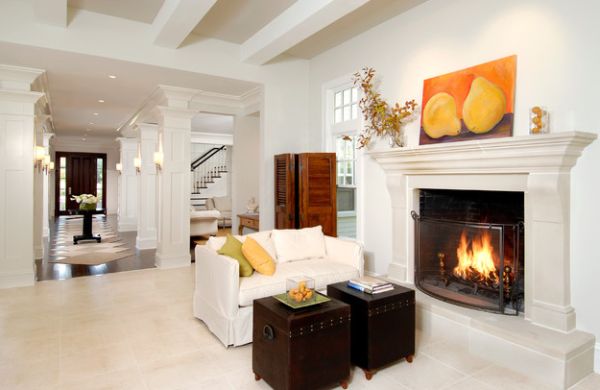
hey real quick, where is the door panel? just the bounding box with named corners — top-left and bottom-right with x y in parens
top-left (274, 154), bottom-right (296, 229)
top-left (55, 152), bottom-right (106, 216)
top-left (298, 153), bottom-right (337, 237)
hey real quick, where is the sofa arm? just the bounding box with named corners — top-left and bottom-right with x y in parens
top-left (195, 246), bottom-right (240, 319)
top-left (324, 236), bottom-right (364, 277)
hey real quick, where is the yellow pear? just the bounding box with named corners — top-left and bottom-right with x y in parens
top-left (422, 92), bottom-right (462, 139)
top-left (462, 76), bottom-right (506, 134)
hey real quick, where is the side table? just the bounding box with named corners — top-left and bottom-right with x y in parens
top-left (327, 282), bottom-right (415, 380)
top-left (253, 296), bottom-right (351, 390)
top-left (73, 210), bottom-right (101, 244)
top-left (237, 213), bottom-right (259, 235)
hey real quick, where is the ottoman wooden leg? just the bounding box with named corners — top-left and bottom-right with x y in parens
top-left (363, 369), bottom-right (375, 380)
top-left (406, 354), bottom-right (414, 363)
top-left (254, 373), bottom-right (261, 381)
top-left (340, 379), bottom-right (349, 389)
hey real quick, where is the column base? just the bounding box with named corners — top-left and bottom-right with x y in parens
top-left (155, 252), bottom-right (191, 269)
top-left (136, 236), bottom-right (157, 250)
top-left (0, 269), bottom-right (35, 289)
top-left (530, 301), bottom-right (577, 333)
top-left (117, 223), bottom-right (137, 232)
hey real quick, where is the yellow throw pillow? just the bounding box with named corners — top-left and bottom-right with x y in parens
top-left (242, 236), bottom-right (276, 276)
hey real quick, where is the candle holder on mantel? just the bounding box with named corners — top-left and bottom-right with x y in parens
top-left (529, 106), bottom-right (549, 134)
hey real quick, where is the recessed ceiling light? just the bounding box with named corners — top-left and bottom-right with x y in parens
top-left (89, 122), bottom-right (95, 125)
top-left (98, 99), bottom-right (105, 103)
top-left (108, 75), bottom-right (117, 79)
top-left (82, 138), bottom-right (86, 141)
top-left (93, 112), bottom-right (99, 116)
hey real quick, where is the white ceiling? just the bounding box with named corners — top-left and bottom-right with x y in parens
top-left (64, 0), bottom-right (425, 59)
top-left (68, 0), bottom-right (165, 24)
top-left (0, 41), bottom-right (258, 137)
top-left (192, 113), bottom-right (233, 134)
top-left (192, 0), bottom-right (297, 44)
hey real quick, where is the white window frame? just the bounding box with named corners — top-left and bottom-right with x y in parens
top-left (322, 75), bottom-right (364, 241)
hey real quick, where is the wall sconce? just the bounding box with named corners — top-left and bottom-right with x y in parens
top-left (116, 162), bottom-right (122, 175)
top-left (153, 151), bottom-right (164, 172)
top-left (34, 146), bottom-right (45, 171)
top-left (48, 161), bottom-right (55, 172)
top-left (42, 154), bottom-right (52, 174)
top-left (133, 157), bottom-right (141, 174)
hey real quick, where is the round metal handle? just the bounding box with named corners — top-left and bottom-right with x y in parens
top-left (262, 325), bottom-right (274, 341)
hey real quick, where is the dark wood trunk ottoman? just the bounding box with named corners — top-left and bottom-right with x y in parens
top-left (252, 296), bottom-right (351, 390)
top-left (327, 282), bottom-right (415, 380)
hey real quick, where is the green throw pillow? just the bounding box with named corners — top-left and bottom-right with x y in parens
top-left (218, 234), bottom-right (254, 277)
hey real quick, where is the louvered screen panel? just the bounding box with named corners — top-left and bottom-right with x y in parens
top-left (274, 154), bottom-right (296, 229)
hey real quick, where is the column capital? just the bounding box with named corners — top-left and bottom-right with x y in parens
top-left (0, 64), bottom-right (45, 91)
top-left (116, 137), bottom-right (138, 147)
top-left (157, 85), bottom-right (199, 109)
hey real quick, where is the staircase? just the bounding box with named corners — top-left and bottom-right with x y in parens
top-left (190, 145), bottom-right (229, 209)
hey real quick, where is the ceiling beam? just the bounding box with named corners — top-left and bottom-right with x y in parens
top-left (240, 0), bottom-right (369, 65)
top-left (152, 0), bottom-right (218, 49)
top-left (33, 0), bottom-right (67, 28)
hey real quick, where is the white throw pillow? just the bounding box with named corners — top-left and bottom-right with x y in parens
top-left (206, 236), bottom-right (227, 252)
top-left (271, 226), bottom-right (327, 263)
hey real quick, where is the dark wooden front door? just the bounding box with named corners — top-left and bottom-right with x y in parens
top-left (55, 152), bottom-right (107, 216)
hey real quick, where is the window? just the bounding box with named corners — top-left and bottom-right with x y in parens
top-left (328, 82), bottom-right (361, 239)
top-left (59, 157), bottom-right (67, 211)
top-left (96, 157), bottom-right (104, 210)
top-left (334, 86), bottom-right (359, 124)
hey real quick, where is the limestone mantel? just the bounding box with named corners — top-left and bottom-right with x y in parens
top-left (368, 132), bottom-right (597, 388)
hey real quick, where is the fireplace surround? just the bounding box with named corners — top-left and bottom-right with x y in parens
top-left (369, 132), bottom-right (597, 388)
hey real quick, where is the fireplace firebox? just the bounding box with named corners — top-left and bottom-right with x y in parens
top-left (412, 189), bottom-right (524, 315)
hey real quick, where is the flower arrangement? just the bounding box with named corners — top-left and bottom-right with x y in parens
top-left (71, 194), bottom-right (98, 211)
top-left (353, 67), bottom-right (419, 148)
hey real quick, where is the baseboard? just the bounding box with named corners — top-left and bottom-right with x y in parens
top-left (117, 223), bottom-right (137, 232)
top-left (155, 252), bottom-right (191, 269)
top-left (135, 236), bottom-right (157, 250)
top-left (595, 342), bottom-right (600, 373)
top-left (0, 270), bottom-right (35, 289)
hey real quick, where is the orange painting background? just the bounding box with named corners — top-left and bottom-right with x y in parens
top-left (421, 55), bottom-right (516, 121)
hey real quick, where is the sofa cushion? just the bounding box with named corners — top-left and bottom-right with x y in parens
top-left (237, 258), bottom-right (359, 307)
top-left (271, 226), bottom-right (327, 264)
top-left (242, 237), bottom-right (276, 275)
top-left (217, 235), bottom-right (253, 277)
top-left (206, 231), bottom-right (278, 261)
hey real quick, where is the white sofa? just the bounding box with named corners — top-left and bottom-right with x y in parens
top-left (193, 229), bottom-right (363, 346)
top-left (190, 209), bottom-right (221, 237)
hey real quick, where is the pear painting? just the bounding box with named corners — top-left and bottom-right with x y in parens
top-left (419, 56), bottom-right (516, 145)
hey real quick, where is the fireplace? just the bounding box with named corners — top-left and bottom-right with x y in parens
top-left (367, 132), bottom-right (597, 388)
top-left (412, 189), bottom-right (524, 315)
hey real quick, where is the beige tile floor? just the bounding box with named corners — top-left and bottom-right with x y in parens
top-left (1, 266), bottom-right (598, 390)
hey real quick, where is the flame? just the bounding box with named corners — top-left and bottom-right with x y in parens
top-left (453, 230), bottom-right (499, 286)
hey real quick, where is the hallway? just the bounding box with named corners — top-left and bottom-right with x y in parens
top-left (36, 215), bottom-right (155, 281)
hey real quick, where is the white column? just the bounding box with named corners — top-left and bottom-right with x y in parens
top-left (42, 132), bottom-right (54, 239)
top-left (0, 66), bottom-right (44, 288)
top-left (33, 117), bottom-right (44, 259)
top-left (155, 106), bottom-right (194, 268)
top-left (136, 123), bottom-right (158, 249)
top-left (116, 137), bottom-right (138, 232)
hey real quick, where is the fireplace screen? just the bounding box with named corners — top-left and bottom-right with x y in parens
top-left (413, 189), bottom-right (524, 315)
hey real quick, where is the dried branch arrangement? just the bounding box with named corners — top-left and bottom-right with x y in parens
top-left (353, 67), bottom-right (418, 148)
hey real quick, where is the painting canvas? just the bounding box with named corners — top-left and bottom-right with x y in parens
top-left (419, 55), bottom-right (516, 145)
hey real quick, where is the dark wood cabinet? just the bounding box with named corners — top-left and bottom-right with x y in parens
top-left (274, 153), bottom-right (337, 236)
top-left (253, 297), bottom-right (351, 390)
top-left (327, 282), bottom-right (415, 379)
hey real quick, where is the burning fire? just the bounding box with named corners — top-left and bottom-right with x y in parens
top-left (453, 230), bottom-right (499, 286)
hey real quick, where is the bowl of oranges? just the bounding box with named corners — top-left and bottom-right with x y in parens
top-left (286, 276), bottom-right (316, 305)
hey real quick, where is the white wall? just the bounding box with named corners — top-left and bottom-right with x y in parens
top-left (308, 0), bottom-right (600, 371)
top-left (49, 135), bottom-right (119, 216)
top-left (231, 114), bottom-right (260, 234)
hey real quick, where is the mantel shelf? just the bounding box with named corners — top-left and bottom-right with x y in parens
top-left (367, 131), bottom-right (597, 174)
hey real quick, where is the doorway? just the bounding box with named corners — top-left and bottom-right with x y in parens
top-left (55, 152), bottom-right (107, 216)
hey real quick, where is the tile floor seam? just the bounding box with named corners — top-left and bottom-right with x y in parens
top-left (417, 349), bottom-right (472, 377)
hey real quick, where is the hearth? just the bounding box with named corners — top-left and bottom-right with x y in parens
top-left (412, 189), bottom-right (524, 315)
